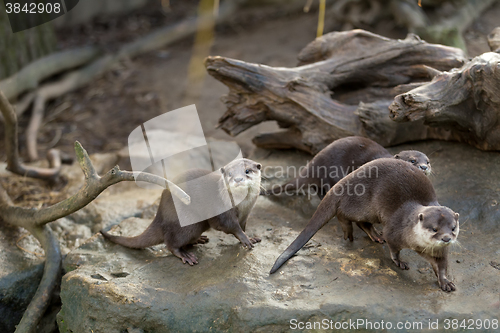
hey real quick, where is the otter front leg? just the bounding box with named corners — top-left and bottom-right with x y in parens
top-left (191, 235), bottom-right (209, 244)
top-left (249, 236), bottom-right (261, 244)
top-left (388, 243), bottom-right (409, 270)
top-left (356, 222), bottom-right (385, 243)
top-left (169, 246), bottom-right (199, 265)
top-left (231, 227), bottom-right (255, 249)
top-left (209, 211), bottom-right (256, 249)
top-left (337, 216), bottom-right (353, 241)
top-left (238, 214), bottom-right (260, 244)
top-left (422, 251), bottom-right (455, 292)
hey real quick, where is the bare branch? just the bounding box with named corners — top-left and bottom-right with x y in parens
top-left (0, 46), bottom-right (101, 101)
top-left (25, 56), bottom-right (115, 161)
top-left (0, 91), bottom-right (35, 122)
top-left (0, 141), bottom-right (190, 229)
top-left (0, 181), bottom-right (62, 333)
top-left (14, 224), bottom-right (61, 333)
top-left (0, 90), bottom-right (62, 179)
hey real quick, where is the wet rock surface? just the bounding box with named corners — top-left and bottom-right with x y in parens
top-left (0, 220), bottom-right (44, 333)
top-left (57, 141), bottom-right (500, 333)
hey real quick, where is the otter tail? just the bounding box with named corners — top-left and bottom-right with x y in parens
top-left (265, 177), bottom-right (303, 196)
top-left (269, 192), bottom-right (339, 274)
top-left (100, 220), bottom-right (164, 249)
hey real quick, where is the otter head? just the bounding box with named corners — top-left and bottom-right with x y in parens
top-left (414, 206), bottom-right (459, 252)
top-left (394, 150), bottom-right (431, 176)
top-left (220, 159), bottom-right (262, 203)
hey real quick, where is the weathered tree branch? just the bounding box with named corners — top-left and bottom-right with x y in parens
top-left (389, 52), bottom-right (500, 150)
top-left (0, 141), bottom-right (191, 229)
top-left (13, 224), bottom-right (61, 333)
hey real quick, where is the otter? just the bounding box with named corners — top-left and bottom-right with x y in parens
top-left (266, 136), bottom-right (431, 199)
top-left (101, 158), bottom-right (262, 265)
top-left (269, 158), bottom-right (459, 292)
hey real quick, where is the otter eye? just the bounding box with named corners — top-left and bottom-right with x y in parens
top-left (245, 169), bottom-right (250, 174)
top-left (432, 227), bottom-right (438, 232)
top-left (410, 159), bottom-right (416, 164)
top-left (452, 226), bottom-right (456, 232)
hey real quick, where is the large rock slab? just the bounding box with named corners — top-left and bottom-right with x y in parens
top-left (58, 141), bottom-right (500, 333)
top-left (0, 220), bottom-right (44, 333)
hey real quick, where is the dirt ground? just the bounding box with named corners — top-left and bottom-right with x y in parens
top-left (1, 1), bottom-right (500, 203)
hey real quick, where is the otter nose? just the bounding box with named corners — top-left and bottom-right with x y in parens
top-left (234, 177), bottom-right (244, 183)
top-left (442, 236), bottom-right (451, 243)
top-left (420, 165), bottom-right (428, 171)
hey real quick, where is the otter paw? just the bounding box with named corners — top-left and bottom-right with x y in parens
top-left (180, 250), bottom-right (198, 265)
top-left (194, 235), bottom-right (209, 244)
top-left (239, 237), bottom-right (254, 249)
top-left (368, 229), bottom-right (385, 243)
top-left (249, 237), bottom-right (261, 244)
top-left (439, 279), bottom-right (456, 292)
top-left (372, 234), bottom-right (385, 244)
top-left (393, 259), bottom-right (409, 270)
top-left (343, 231), bottom-right (354, 242)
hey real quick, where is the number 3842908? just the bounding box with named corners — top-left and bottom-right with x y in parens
top-left (443, 318), bottom-right (498, 330)
top-left (5, 2), bottom-right (62, 14)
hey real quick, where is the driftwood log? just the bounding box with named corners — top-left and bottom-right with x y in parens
top-left (206, 29), bottom-right (467, 154)
top-left (390, 52), bottom-right (500, 150)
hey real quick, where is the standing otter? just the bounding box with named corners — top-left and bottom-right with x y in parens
top-left (266, 136), bottom-right (431, 199)
top-left (269, 158), bottom-right (459, 292)
top-left (101, 158), bottom-right (262, 265)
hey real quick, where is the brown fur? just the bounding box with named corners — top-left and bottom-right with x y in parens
top-left (270, 158), bottom-right (459, 292)
top-left (266, 136), bottom-right (430, 199)
top-left (101, 159), bottom-right (262, 265)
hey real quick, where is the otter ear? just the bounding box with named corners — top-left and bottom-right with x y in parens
top-left (418, 213), bottom-right (424, 221)
top-left (256, 163), bottom-right (262, 170)
top-left (394, 154), bottom-right (400, 159)
top-left (454, 213), bottom-right (459, 220)
top-left (220, 167), bottom-right (225, 174)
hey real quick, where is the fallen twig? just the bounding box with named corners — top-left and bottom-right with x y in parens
top-left (0, 46), bottom-right (101, 101)
top-left (25, 55), bottom-right (115, 161)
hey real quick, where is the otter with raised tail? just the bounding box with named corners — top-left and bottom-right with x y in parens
top-left (266, 136), bottom-right (430, 199)
top-left (270, 158), bottom-right (459, 292)
top-left (101, 158), bottom-right (262, 265)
